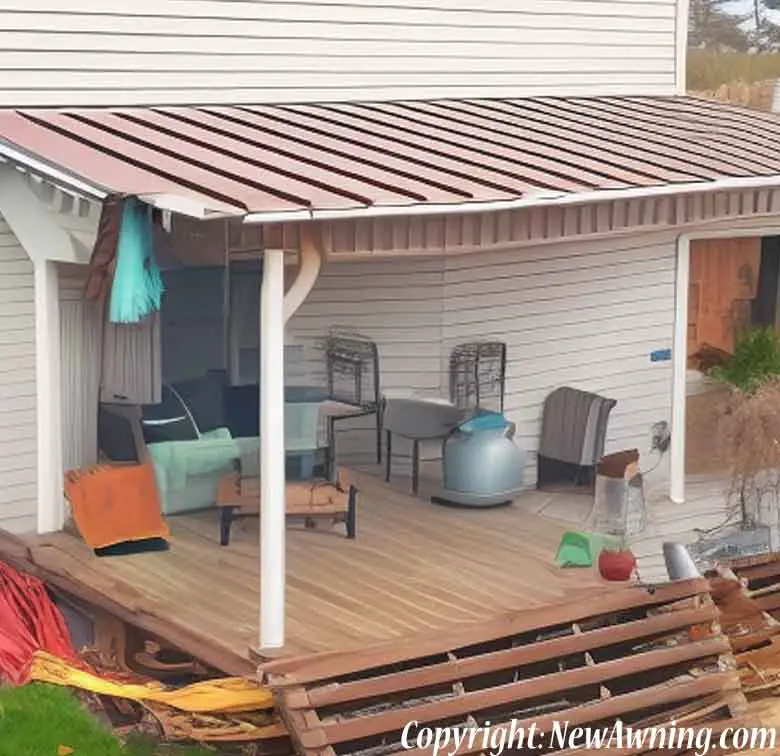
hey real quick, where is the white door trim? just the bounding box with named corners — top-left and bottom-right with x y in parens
top-left (670, 225), bottom-right (780, 503)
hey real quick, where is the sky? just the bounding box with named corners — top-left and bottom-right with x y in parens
top-left (728, 0), bottom-right (780, 24)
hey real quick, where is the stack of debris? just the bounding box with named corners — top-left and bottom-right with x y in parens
top-left (707, 556), bottom-right (780, 705)
top-left (0, 558), bottom-right (290, 752)
top-left (262, 579), bottom-right (749, 756)
top-left (15, 545), bottom-right (780, 755)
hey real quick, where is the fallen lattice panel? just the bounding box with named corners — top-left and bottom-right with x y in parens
top-left (260, 579), bottom-right (752, 756)
top-left (724, 553), bottom-right (780, 624)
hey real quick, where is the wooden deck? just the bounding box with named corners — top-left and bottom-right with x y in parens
top-left (516, 472), bottom-right (737, 583)
top-left (2, 468), bottom-right (606, 674)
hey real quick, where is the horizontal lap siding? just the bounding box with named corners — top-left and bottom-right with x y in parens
top-left (0, 0), bottom-right (676, 105)
top-left (443, 235), bottom-right (676, 491)
top-left (288, 233), bottom-right (676, 484)
top-left (59, 263), bottom-right (102, 472)
top-left (287, 255), bottom-right (446, 462)
top-left (0, 216), bottom-right (36, 533)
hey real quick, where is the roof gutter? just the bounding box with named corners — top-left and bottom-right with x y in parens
top-left (6, 135), bottom-right (780, 226)
top-left (0, 142), bottom-right (239, 220)
top-left (0, 141), bottom-right (108, 201)
top-left (241, 173), bottom-right (780, 225)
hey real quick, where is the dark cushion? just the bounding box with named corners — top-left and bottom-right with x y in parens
top-left (141, 385), bottom-right (199, 443)
top-left (98, 407), bottom-right (140, 463)
top-left (172, 370), bottom-right (227, 434)
top-left (222, 384), bottom-right (330, 439)
top-left (223, 384), bottom-right (259, 438)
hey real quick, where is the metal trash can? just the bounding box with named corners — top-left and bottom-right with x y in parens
top-left (591, 449), bottom-right (647, 537)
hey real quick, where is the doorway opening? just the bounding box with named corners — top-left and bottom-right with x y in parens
top-left (685, 236), bottom-right (780, 475)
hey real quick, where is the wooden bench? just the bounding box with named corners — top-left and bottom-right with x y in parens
top-left (216, 469), bottom-right (357, 546)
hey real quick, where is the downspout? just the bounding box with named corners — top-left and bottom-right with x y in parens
top-left (670, 234), bottom-right (690, 505)
top-left (258, 224), bottom-right (323, 651)
top-left (283, 223), bottom-right (323, 323)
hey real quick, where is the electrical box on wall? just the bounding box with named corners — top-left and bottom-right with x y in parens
top-left (651, 421), bottom-right (671, 454)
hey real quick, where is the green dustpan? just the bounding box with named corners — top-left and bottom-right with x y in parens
top-left (555, 530), bottom-right (621, 568)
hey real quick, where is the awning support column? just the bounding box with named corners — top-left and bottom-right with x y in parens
top-left (259, 248), bottom-right (286, 649)
top-left (670, 235), bottom-right (690, 505)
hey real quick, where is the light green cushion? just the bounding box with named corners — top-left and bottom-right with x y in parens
top-left (147, 427), bottom-right (239, 493)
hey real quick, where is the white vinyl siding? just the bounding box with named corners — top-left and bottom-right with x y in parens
top-left (0, 0), bottom-right (677, 106)
top-left (442, 235), bottom-right (675, 491)
top-left (59, 263), bottom-right (102, 472)
top-left (0, 215), bottom-right (37, 533)
top-left (289, 255), bottom-right (446, 396)
top-left (288, 232), bottom-right (675, 492)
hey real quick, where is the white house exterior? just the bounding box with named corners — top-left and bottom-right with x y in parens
top-left (0, 0), bottom-right (685, 106)
top-left (7, 0), bottom-right (780, 650)
top-left (287, 232), bottom-right (678, 490)
top-left (0, 216), bottom-right (36, 533)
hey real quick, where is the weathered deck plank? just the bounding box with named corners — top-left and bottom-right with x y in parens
top-left (0, 470), bottom-right (605, 667)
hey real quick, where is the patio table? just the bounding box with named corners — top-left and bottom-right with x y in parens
top-left (382, 397), bottom-right (468, 494)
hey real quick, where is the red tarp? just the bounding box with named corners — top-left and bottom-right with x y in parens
top-left (0, 561), bottom-right (75, 684)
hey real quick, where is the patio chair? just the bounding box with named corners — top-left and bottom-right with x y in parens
top-left (324, 332), bottom-right (383, 478)
top-left (382, 341), bottom-right (508, 494)
top-left (449, 341), bottom-right (507, 412)
top-left (536, 386), bottom-right (617, 493)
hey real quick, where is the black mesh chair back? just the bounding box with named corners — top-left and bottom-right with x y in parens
top-left (325, 333), bottom-right (381, 410)
top-left (449, 341), bottom-right (507, 413)
top-left (324, 331), bottom-right (383, 474)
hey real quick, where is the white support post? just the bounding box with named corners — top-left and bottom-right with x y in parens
top-left (670, 235), bottom-right (690, 505)
top-left (35, 260), bottom-right (64, 533)
top-left (259, 248), bottom-right (286, 649)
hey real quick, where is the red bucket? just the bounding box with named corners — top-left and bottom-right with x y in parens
top-left (598, 549), bottom-right (637, 582)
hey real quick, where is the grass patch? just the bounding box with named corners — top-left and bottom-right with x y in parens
top-left (0, 683), bottom-right (212, 756)
top-left (688, 49), bottom-right (780, 90)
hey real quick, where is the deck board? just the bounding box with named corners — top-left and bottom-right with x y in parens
top-left (7, 469), bottom-right (606, 666)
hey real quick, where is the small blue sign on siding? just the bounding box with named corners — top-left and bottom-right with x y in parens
top-left (650, 348), bottom-right (672, 363)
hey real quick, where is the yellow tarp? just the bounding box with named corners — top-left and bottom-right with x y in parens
top-left (30, 651), bottom-right (274, 714)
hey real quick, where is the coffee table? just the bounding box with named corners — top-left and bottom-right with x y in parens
top-left (216, 470), bottom-right (357, 546)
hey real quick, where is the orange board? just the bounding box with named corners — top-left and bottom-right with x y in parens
top-left (688, 238), bottom-right (761, 360)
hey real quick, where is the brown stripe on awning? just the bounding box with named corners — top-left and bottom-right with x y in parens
top-left (144, 108), bottom-right (475, 204)
top-left (0, 110), bottom-right (245, 214)
top-left (63, 110), bottom-right (342, 209)
top-left (29, 110), bottom-right (300, 212)
top-left (599, 96), bottom-right (780, 158)
top-left (437, 99), bottom-right (765, 178)
top-left (186, 107), bottom-right (489, 200)
top-left (528, 97), bottom-right (780, 175)
top-left (363, 99), bottom-right (702, 184)
top-left (1, 96), bottom-right (780, 218)
top-left (243, 103), bottom-right (555, 194)
top-left (286, 101), bottom-right (610, 191)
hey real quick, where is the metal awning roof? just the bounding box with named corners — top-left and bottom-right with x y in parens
top-left (2, 95), bottom-right (780, 222)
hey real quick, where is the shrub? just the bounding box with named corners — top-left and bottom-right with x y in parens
top-left (710, 327), bottom-right (780, 393)
top-left (714, 380), bottom-right (780, 520)
top-left (709, 328), bottom-right (780, 525)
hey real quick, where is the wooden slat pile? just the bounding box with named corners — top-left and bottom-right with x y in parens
top-left (709, 557), bottom-right (780, 701)
top-left (261, 579), bottom-right (749, 756)
top-left (725, 554), bottom-right (780, 625)
top-left (707, 567), bottom-right (780, 654)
